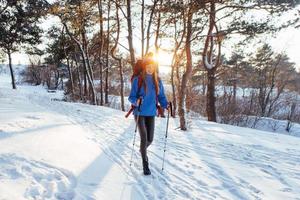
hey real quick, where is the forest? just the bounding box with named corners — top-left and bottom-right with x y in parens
top-left (1, 0), bottom-right (300, 131)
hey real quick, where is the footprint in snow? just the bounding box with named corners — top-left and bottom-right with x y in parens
top-left (0, 154), bottom-right (76, 200)
top-left (24, 115), bottom-right (41, 120)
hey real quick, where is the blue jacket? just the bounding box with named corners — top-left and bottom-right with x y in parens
top-left (128, 74), bottom-right (168, 116)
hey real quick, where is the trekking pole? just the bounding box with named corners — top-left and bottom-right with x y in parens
top-left (130, 98), bottom-right (142, 167)
top-left (162, 102), bottom-right (172, 171)
top-left (125, 105), bottom-right (134, 118)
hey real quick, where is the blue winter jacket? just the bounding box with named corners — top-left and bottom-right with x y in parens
top-left (128, 74), bottom-right (168, 116)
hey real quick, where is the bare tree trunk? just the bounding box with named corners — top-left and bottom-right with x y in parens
top-left (66, 57), bottom-right (74, 94)
top-left (54, 69), bottom-right (60, 89)
top-left (74, 55), bottom-right (83, 100)
top-left (206, 69), bottom-right (217, 121)
top-left (286, 103), bottom-right (296, 132)
top-left (267, 85), bottom-right (284, 117)
top-left (257, 68), bottom-right (265, 115)
top-left (62, 28), bottom-right (74, 94)
top-left (233, 80), bottom-right (237, 105)
top-left (7, 49), bottom-right (16, 89)
top-left (111, 0), bottom-right (125, 111)
top-left (83, 66), bottom-right (88, 97)
top-left (141, 0), bottom-right (145, 57)
top-left (154, 0), bottom-right (162, 53)
top-left (98, 0), bottom-right (104, 105)
top-left (62, 22), bottom-right (96, 104)
top-left (171, 62), bottom-right (176, 117)
top-left (99, 59), bottom-right (104, 105)
top-left (265, 55), bottom-right (283, 117)
top-left (126, 0), bottom-right (135, 69)
top-left (105, 0), bottom-right (111, 104)
top-left (178, 9), bottom-right (193, 130)
top-left (85, 47), bottom-right (96, 103)
top-left (186, 83), bottom-right (192, 113)
top-left (170, 11), bottom-right (186, 118)
top-left (98, 57), bottom-right (104, 105)
top-left (202, 74), bottom-right (206, 95)
top-left (233, 64), bottom-right (237, 105)
top-left (175, 62), bottom-right (181, 119)
top-left (202, 2), bottom-right (222, 122)
top-left (119, 61), bottom-right (125, 111)
top-left (81, 28), bottom-right (96, 103)
top-left (145, 0), bottom-right (158, 54)
top-left (258, 68), bottom-right (274, 117)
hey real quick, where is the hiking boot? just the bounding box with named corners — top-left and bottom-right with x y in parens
top-left (143, 160), bottom-right (151, 175)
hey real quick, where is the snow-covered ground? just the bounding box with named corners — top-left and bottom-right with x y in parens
top-left (1, 68), bottom-right (300, 200)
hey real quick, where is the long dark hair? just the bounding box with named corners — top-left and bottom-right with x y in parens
top-left (131, 59), bottom-right (144, 82)
top-left (131, 56), bottom-right (160, 95)
top-left (141, 58), bottom-right (160, 95)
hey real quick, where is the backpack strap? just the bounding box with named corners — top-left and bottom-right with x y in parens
top-left (137, 75), bottom-right (143, 98)
top-left (136, 75), bottom-right (163, 116)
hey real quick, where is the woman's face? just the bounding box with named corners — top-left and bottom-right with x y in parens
top-left (146, 63), bottom-right (155, 75)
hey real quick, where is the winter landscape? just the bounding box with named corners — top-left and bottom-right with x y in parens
top-left (1, 64), bottom-right (300, 199)
top-left (1, 0), bottom-right (300, 200)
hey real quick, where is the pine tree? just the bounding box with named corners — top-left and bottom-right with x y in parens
top-left (0, 0), bottom-right (48, 89)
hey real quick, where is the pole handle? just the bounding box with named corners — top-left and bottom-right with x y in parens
top-left (137, 97), bottom-right (142, 112)
top-left (125, 106), bottom-right (134, 118)
top-left (169, 102), bottom-right (173, 117)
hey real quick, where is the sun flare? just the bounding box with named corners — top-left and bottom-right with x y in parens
top-left (151, 50), bottom-right (173, 74)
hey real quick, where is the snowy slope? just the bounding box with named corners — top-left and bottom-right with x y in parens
top-left (1, 70), bottom-right (300, 200)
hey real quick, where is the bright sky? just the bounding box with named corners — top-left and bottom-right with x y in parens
top-left (8, 29), bottom-right (299, 74)
top-left (3, 7), bottom-right (300, 73)
top-left (270, 27), bottom-right (300, 67)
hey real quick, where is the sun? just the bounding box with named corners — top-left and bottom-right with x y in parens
top-left (151, 50), bottom-right (173, 74)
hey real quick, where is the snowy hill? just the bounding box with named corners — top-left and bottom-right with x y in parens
top-left (1, 69), bottom-right (300, 199)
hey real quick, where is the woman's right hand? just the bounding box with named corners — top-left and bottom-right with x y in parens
top-left (136, 98), bottom-right (142, 106)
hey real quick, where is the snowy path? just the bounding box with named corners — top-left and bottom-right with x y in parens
top-left (1, 79), bottom-right (300, 199)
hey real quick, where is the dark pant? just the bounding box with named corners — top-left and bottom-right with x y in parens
top-left (135, 115), bottom-right (155, 162)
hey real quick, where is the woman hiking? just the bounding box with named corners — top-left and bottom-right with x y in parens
top-left (128, 55), bottom-right (169, 175)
